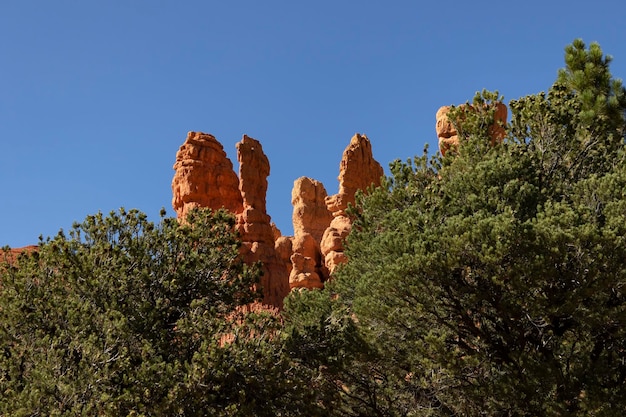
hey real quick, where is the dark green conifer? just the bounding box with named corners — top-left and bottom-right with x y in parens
top-left (285, 40), bottom-right (626, 416)
top-left (1, 209), bottom-right (321, 416)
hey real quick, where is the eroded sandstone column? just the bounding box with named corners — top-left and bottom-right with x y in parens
top-left (320, 133), bottom-right (384, 275)
top-left (236, 135), bottom-right (290, 308)
top-left (172, 132), bottom-right (289, 309)
top-left (289, 177), bottom-right (333, 289)
top-left (172, 132), bottom-right (243, 219)
top-left (172, 131), bottom-right (385, 300)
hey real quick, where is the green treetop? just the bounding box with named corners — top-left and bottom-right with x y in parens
top-left (1, 208), bottom-right (322, 416)
top-left (285, 39), bottom-right (626, 416)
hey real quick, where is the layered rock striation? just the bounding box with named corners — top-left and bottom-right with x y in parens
top-left (289, 177), bottom-right (332, 290)
top-left (235, 135), bottom-right (290, 307)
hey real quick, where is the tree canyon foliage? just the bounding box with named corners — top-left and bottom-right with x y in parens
top-left (2, 39), bottom-right (626, 416)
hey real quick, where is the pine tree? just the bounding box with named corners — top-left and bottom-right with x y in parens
top-left (0, 208), bottom-right (321, 416)
top-left (285, 40), bottom-right (626, 416)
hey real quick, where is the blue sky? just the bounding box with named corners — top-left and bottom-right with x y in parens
top-left (2, 1), bottom-right (625, 247)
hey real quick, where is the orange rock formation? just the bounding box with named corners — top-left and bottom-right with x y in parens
top-left (172, 132), bottom-right (242, 219)
top-left (1, 245), bottom-right (38, 265)
top-left (171, 131), bottom-right (384, 304)
top-left (10, 103), bottom-right (507, 307)
top-left (291, 177), bottom-right (333, 243)
top-left (436, 102), bottom-right (507, 156)
top-left (321, 134), bottom-right (384, 274)
top-left (235, 135), bottom-right (290, 308)
top-left (171, 132), bottom-right (289, 309)
top-left (289, 177), bottom-right (332, 289)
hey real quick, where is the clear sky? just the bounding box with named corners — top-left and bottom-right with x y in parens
top-left (2, 1), bottom-right (625, 247)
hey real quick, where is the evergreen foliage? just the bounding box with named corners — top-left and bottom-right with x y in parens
top-left (285, 39), bottom-right (626, 416)
top-left (0, 209), bottom-right (319, 416)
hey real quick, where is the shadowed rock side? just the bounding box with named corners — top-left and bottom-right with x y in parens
top-left (172, 131), bottom-right (384, 303)
top-left (436, 102), bottom-right (508, 156)
top-left (321, 133), bottom-right (384, 275)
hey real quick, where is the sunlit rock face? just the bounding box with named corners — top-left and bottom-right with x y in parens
top-left (172, 131), bottom-right (384, 303)
top-left (172, 131), bottom-right (243, 219)
top-left (321, 133), bottom-right (384, 275)
top-left (289, 177), bottom-right (332, 290)
top-left (172, 132), bottom-right (288, 308)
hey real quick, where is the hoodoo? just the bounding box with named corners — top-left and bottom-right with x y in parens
top-left (171, 131), bottom-right (384, 305)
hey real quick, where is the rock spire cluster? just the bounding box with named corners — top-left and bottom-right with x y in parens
top-left (172, 132), bottom-right (383, 308)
